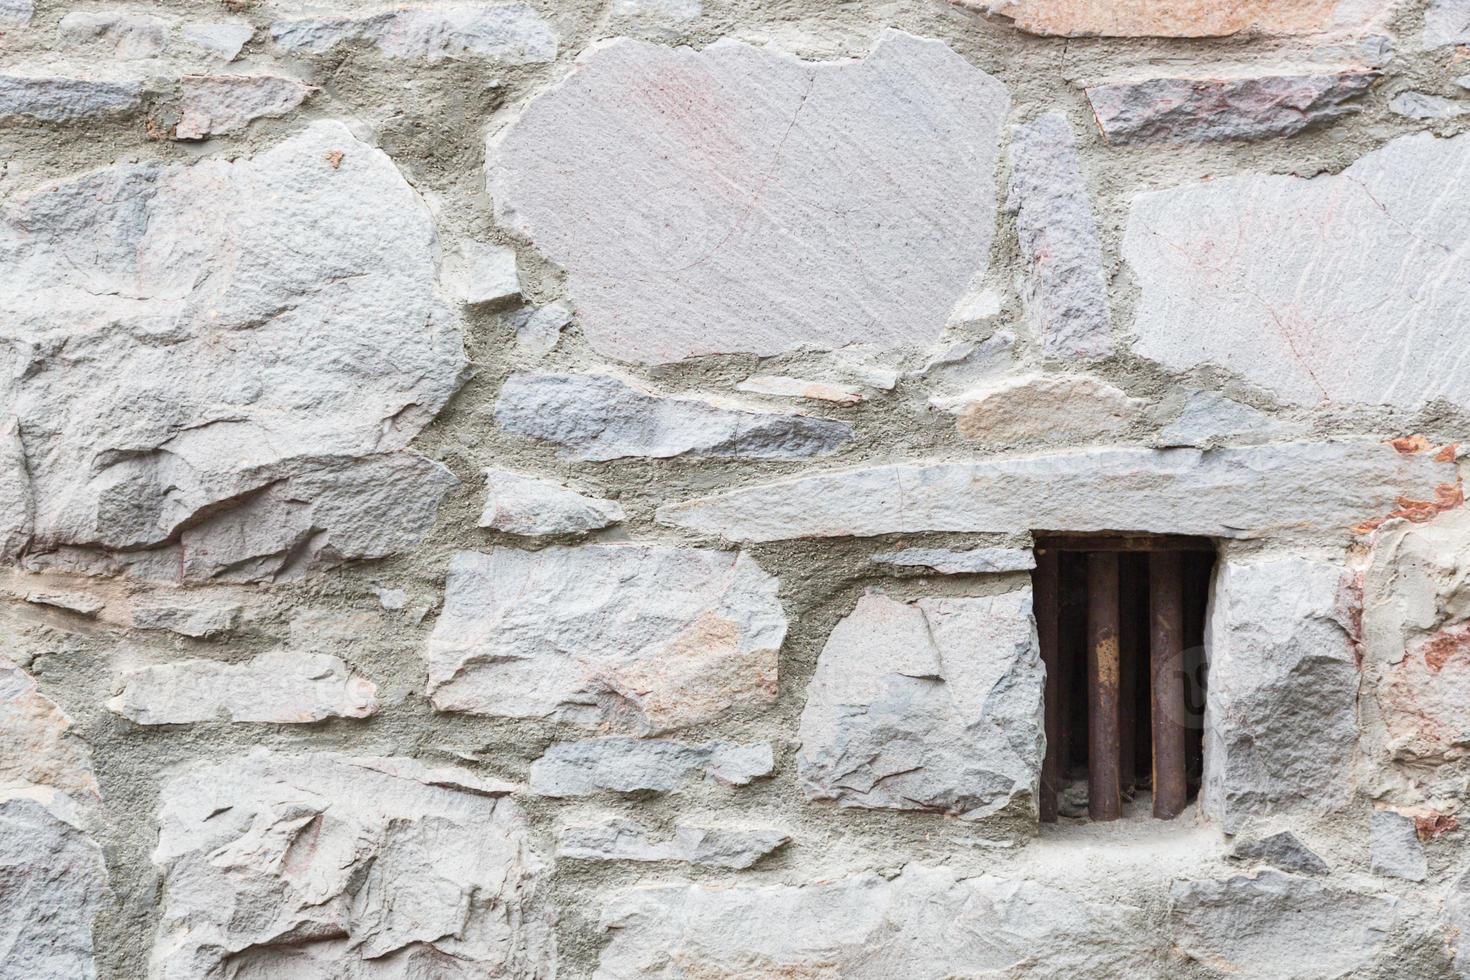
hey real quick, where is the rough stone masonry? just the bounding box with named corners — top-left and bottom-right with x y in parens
top-left (2, 0), bottom-right (1470, 977)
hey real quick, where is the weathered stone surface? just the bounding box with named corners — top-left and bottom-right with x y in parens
top-left (1229, 831), bottom-right (1331, 875)
top-left (0, 0), bottom-right (30, 25)
top-left (962, 0), bottom-right (1394, 37)
top-left (0, 418), bottom-right (29, 560)
top-left (1389, 90), bottom-right (1468, 119)
top-left (1371, 809), bottom-right (1428, 881)
top-left (445, 241), bottom-right (520, 307)
top-left (657, 441), bottom-right (1456, 543)
top-left (736, 375), bottom-right (865, 405)
top-left (1125, 132), bottom-right (1470, 410)
top-left (128, 592), bottom-right (243, 637)
top-left (1424, 0), bottom-right (1470, 47)
top-left (0, 74), bottom-right (140, 122)
top-left (0, 795), bottom-right (108, 980)
top-left (871, 546), bottom-right (1036, 574)
top-left (174, 74), bottom-right (311, 139)
top-left (271, 3), bottom-right (557, 62)
top-left (427, 547), bottom-right (786, 733)
top-left (557, 817), bottom-right (788, 868)
top-left (933, 374), bottom-right (1143, 443)
top-left (479, 468), bottom-right (625, 536)
top-left (1087, 71), bottom-right (1375, 143)
top-left (495, 372), bottom-right (852, 461)
top-left (58, 10), bottom-right (166, 57)
top-left (1, 121), bottom-right (467, 581)
top-left (1202, 557), bottom-right (1359, 832)
top-left (152, 750), bottom-right (552, 979)
top-left (107, 651), bottom-right (378, 725)
top-left (511, 302), bottom-right (572, 356)
top-left (912, 331), bottom-right (1017, 394)
top-left (25, 589), bottom-right (104, 617)
top-left (529, 738), bottom-right (773, 797)
top-left (179, 19), bottom-right (254, 60)
top-left (1151, 391), bottom-right (1299, 449)
top-left (1, 657), bottom-right (99, 805)
top-left (1170, 872), bottom-right (1398, 977)
top-left (1007, 113), bottom-right (1111, 360)
top-left (487, 31), bottom-right (1008, 363)
top-left (797, 591), bottom-right (1042, 819)
top-left (597, 865), bottom-right (1150, 978)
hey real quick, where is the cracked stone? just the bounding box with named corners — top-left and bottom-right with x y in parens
top-left (427, 547), bottom-right (786, 733)
top-left (0, 121), bottom-right (467, 582)
top-left (107, 651), bottom-right (378, 725)
top-left (529, 738), bottom-right (774, 797)
top-left (1087, 71), bottom-right (1376, 143)
top-left (152, 750), bottom-right (553, 979)
top-left (271, 3), bottom-right (557, 62)
top-left (1125, 132), bottom-right (1470, 410)
top-left (174, 74), bottom-right (312, 140)
top-left (487, 30), bottom-right (1008, 363)
top-left (1202, 557), bottom-right (1359, 832)
top-left (556, 816), bottom-right (788, 868)
top-left (657, 441), bottom-right (1455, 543)
top-left (0, 74), bottom-right (141, 122)
top-left (495, 372), bottom-right (852, 461)
top-left (1007, 113), bottom-right (1112, 359)
top-left (597, 865), bottom-right (1150, 977)
top-left (797, 591), bottom-right (1043, 819)
top-left (932, 374), bottom-right (1143, 443)
top-left (871, 546), bottom-right (1036, 574)
top-left (479, 468), bottom-right (624, 536)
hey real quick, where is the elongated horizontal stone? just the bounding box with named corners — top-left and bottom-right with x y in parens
top-left (58, 10), bottom-right (166, 57)
top-left (1389, 91), bottom-right (1467, 120)
top-left (107, 651), bottom-right (378, 725)
top-left (495, 373), bottom-right (852, 461)
top-left (479, 468), bottom-right (624, 535)
top-left (657, 441), bottom-right (1456, 543)
top-left (557, 817), bottom-right (788, 868)
top-left (736, 375), bottom-right (865, 405)
top-left (1007, 114), bottom-right (1111, 359)
top-left (798, 591), bottom-right (1043, 819)
top-left (933, 374), bottom-right (1142, 443)
top-left (487, 31), bottom-right (1008, 362)
top-left (960, 0), bottom-right (1394, 37)
top-left (598, 865), bottom-right (1151, 977)
top-left (1151, 391), bottom-right (1299, 448)
top-left (271, 3), bottom-right (557, 62)
top-left (1087, 71), bottom-right (1376, 143)
top-left (529, 738), bottom-right (773, 797)
top-left (1, 121), bottom-right (467, 581)
top-left (871, 546), bottom-right (1035, 574)
top-left (153, 750), bottom-right (552, 978)
top-left (0, 74), bottom-right (140, 122)
top-left (1125, 132), bottom-right (1470, 410)
top-left (174, 74), bottom-right (312, 139)
top-left (427, 547), bottom-right (786, 733)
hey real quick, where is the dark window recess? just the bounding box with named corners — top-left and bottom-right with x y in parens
top-left (1031, 534), bottom-right (1214, 823)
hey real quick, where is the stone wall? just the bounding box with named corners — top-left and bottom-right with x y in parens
top-left (3, 0), bottom-right (1470, 976)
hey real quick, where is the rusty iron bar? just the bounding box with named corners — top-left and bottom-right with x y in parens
top-left (1086, 552), bottom-right (1122, 822)
top-left (1117, 554), bottom-right (1141, 796)
top-left (1150, 551), bottom-right (1188, 819)
top-left (1034, 547), bottom-right (1062, 823)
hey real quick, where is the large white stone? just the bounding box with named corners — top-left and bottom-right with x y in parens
top-left (797, 591), bottom-right (1042, 819)
top-left (107, 650), bottom-right (378, 725)
top-left (426, 547), bottom-right (787, 733)
top-left (174, 74), bottom-right (312, 140)
top-left (1424, 0), bottom-right (1470, 47)
top-left (1170, 872), bottom-right (1399, 978)
top-left (1201, 557), bottom-right (1359, 831)
top-left (0, 0), bottom-right (30, 25)
top-left (1125, 132), bottom-right (1470, 410)
top-left (1007, 114), bottom-right (1112, 359)
top-left (271, 3), bottom-right (557, 62)
top-left (596, 865), bottom-right (1152, 978)
top-left (0, 121), bottom-right (467, 582)
top-left (495, 372), bottom-right (852, 461)
top-left (478, 468), bottom-right (625, 536)
top-left (487, 30), bottom-right (1008, 363)
top-left (657, 441), bottom-right (1456, 543)
top-left (0, 796), bottom-right (108, 980)
top-left (529, 738), bottom-right (773, 797)
top-left (151, 750), bottom-right (553, 980)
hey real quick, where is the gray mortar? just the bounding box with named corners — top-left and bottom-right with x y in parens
top-left (3, 0), bottom-right (1468, 976)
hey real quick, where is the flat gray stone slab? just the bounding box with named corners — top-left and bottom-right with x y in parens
top-left (487, 30), bottom-right (1008, 363)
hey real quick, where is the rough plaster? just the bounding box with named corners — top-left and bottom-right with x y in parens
top-left (3, 0), bottom-right (1470, 977)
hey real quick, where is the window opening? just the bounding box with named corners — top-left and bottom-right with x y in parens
top-left (1032, 534), bottom-right (1214, 823)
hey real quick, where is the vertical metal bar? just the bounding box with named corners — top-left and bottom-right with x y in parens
top-left (1087, 552), bottom-right (1122, 822)
top-left (1034, 546), bottom-right (1061, 823)
top-left (1117, 554), bottom-right (1139, 795)
top-left (1150, 551), bottom-right (1188, 819)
